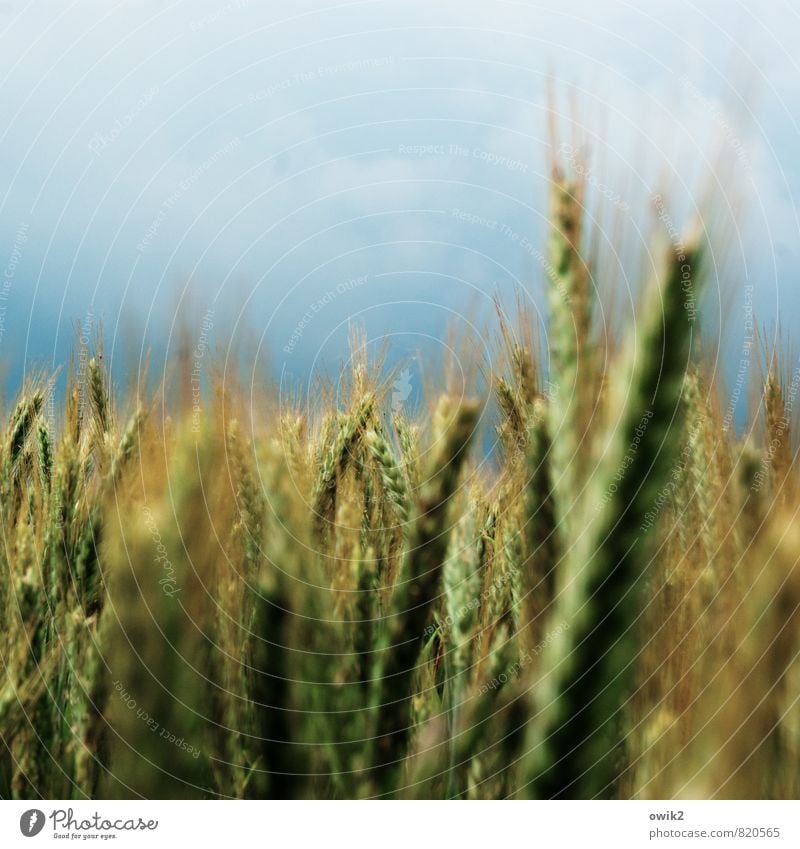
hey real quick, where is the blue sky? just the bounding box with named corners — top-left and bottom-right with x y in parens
top-left (0, 0), bottom-right (798, 409)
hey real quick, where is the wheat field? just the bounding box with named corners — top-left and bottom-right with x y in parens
top-left (1, 160), bottom-right (798, 801)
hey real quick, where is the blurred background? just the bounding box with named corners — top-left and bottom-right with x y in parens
top-left (0, 0), bottom-right (797, 422)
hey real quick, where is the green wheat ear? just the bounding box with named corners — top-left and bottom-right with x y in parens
top-left (36, 418), bottom-right (53, 494)
top-left (111, 404), bottom-right (146, 482)
top-left (87, 357), bottom-right (111, 434)
top-left (367, 394), bottom-right (480, 797)
top-left (364, 428), bottom-right (409, 524)
top-left (6, 392), bottom-right (43, 469)
top-left (311, 392), bottom-right (375, 548)
top-left (546, 170), bottom-right (591, 541)
top-left (395, 414), bottom-right (420, 492)
top-left (443, 499), bottom-right (481, 797)
top-left (526, 228), bottom-right (704, 799)
top-left (520, 397), bottom-right (560, 656)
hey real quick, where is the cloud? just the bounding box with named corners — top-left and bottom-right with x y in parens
top-left (0, 0), bottom-right (797, 385)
